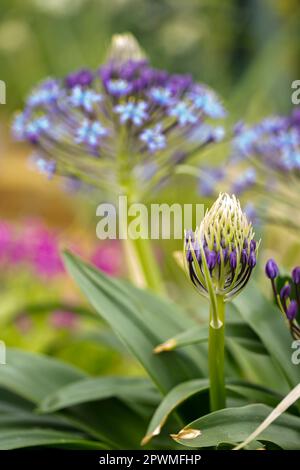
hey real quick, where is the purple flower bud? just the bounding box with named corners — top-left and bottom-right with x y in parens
top-left (280, 284), bottom-right (291, 300)
top-left (186, 248), bottom-right (193, 263)
top-left (66, 69), bottom-right (93, 88)
top-left (265, 259), bottom-right (279, 279)
top-left (205, 249), bottom-right (217, 270)
top-left (217, 248), bottom-right (228, 265)
top-left (248, 251), bottom-right (256, 268)
top-left (292, 267), bottom-right (300, 285)
top-left (243, 239), bottom-right (248, 249)
top-left (229, 251), bottom-right (237, 269)
top-left (250, 239), bottom-right (256, 251)
top-left (286, 300), bottom-right (298, 321)
top-left (241, 248), bottom-right (248, 265)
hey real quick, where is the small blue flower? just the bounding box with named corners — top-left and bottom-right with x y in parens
top-left (189, 88), bottom-right (226, 119)
top-left (231, 167), bottom-right (256, 195)
top-left (169, 101), bottom-right (197, 126)
top-left (140, 124), bottom-right (166, 153)
top-left (12, 113), bottom-right (27, 140)
top-left (148, 87), bottom-right (173, 106)
top-left (233, 128), bottom-right (258, 157)
top-left (34, 157), bottom-right (57, 178)
top-left (114, 101), bottom-right (148, 126)
top-left (106, 79), bottom-right (132, 96)
top-left (28, 80), bottom-right (60, 108)
top-left (75, 119), bottom-right (108, 147)
top-left (69, 86), bottom-right (102, 112)
top-left (26, 116), bottom-right (51, 142)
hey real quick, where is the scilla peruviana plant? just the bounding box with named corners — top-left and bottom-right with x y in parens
top-left (184, 193), bottom-right (259, 411)
top-left (12, 33), bottom-right (226, 296)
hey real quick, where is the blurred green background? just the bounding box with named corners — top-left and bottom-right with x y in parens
top-left (0, 0), bottom-right (299, 115)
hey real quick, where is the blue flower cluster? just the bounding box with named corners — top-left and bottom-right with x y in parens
top-left (232, 110), bottom-right (300, 172)
top-left (12, 57), bottom-right (226, 190)
top-left (198, 108), bottom-right (300, 203)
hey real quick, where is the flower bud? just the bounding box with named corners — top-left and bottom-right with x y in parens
top-left (184, 193), bottom-right (259, 301)
top-left (292, 267), bottom-right (300, 285)
top-left (280, 284), bottom-right (291, 300)
top-left (286, 300), bottom-right (298, 321)
top-left (265, 259), bottom-right (279, 280)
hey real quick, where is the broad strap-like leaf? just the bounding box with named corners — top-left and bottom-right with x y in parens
top-left (0, 349), bottom-right (86, 404)
top-left (233, 283), bottom-right (300, 388)
top-left (0, 428), bottom-right (107, 450)
top-left (142, 379), bottom-right (285, 445)
top-left (234, 383), bottom-right (300, 450)
top-left (154, 322), bottom-right (267, 355)
top-left (39, 377), bottom-right (159, 413)
top-left (63, 251), bottom-right (207, 393)
top-left (142, 379), bottom-right (209, 445)
top-left (171, 404), bottom-right (300, 449)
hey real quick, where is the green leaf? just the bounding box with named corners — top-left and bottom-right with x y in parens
top-left (63, 251), bottom-right (206, 394)
top-left (235, 383), bottom-right (300, 450)
top-left (154, 322), bottom-right (267, 355)
top-left (39, 377), bottom-right (159, 413)
top-left (142, 379), bottom-right (209, 445)
top-left (171, 404), bottom-right (300, 449)
top-left (233, 283), bottom-right (299, 388)
top-left (142, 378), bottom-right (285, 445)
top-left (0, 349), bottom-right (86, 404)
top-left (0, 428), bottom-right (106, 450)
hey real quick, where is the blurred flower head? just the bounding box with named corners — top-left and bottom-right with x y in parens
top-left (232, 110), bottom-right (300, 173)
top-left (12, 34), bottom-right (226, 197)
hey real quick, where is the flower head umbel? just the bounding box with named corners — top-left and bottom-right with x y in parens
top-left (185, 193), bottom-right (259, 302)
top-left (12, 34), bottom-right (226, 196)
top-left (265, 259), bottom-right (300, 340)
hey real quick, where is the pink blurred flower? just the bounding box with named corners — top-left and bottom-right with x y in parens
top-left (50, 310), bottom-right (78, 330)
top-left (0, 222), bottom-right (13, 261)
top-left (91, 242), bottom-right (122, 276)
top-left (24, 223), bottom-right (64, 278)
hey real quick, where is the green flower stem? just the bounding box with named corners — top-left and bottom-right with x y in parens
top-left (117, 132), bottom-right (166, 296)
top-left (128, 236), bottom-right (166, 295)
top-left (208, 294), bottom-right (226, 412)
top-left (121, 194), bottom-right (166, 295)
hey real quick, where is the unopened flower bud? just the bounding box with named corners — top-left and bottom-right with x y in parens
top-left (280, 284), bottom-right (291, 300)
top-left (292, 267), bottom-right (300, 285)
top-left (265, 259), bottom-right (279, 280)
top-left (184, 193), bottom-right (259, 301)
top-left (286, 300), bottom-right (298, 321)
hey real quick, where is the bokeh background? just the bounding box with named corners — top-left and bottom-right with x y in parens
top-left (0, 0), bottom-right (300, 374)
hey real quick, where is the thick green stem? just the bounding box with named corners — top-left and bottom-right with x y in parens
top-left (117, 134), bottom-right (166, 295)
top-left (208, 294), bottom-right (226, 411)
top-left (129, 236), bottom-right (166, 295)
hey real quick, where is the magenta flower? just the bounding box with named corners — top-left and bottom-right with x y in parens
top-left (50, 310), bottom-right (78, 330)
top-left (91, 242), bottom-right (122, 277)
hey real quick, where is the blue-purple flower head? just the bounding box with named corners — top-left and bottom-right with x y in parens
top-left (12, 34), bottom-right (226, 190)
top-left (265, 259), bottom-right (300, 339)
top-left (232, 110), bottom-right (300, 173)
top-left (185, 193), bottom-right (259, 301)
